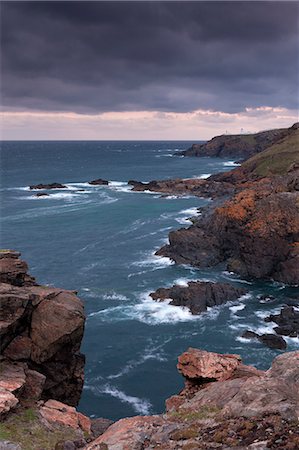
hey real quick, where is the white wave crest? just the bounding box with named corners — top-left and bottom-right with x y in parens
top-left (223, 161), bottom-right (241, 167)
top-left (86, 384), bottom-right (152, 415)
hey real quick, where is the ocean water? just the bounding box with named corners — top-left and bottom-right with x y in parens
top-left (1, 140), bottom-right (298, 421)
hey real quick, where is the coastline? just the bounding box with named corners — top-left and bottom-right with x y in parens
top-left (1, 123), bottom-right (298, 449)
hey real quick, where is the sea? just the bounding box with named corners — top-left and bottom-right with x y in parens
top-left (1, 140), bottom-right (298, 421)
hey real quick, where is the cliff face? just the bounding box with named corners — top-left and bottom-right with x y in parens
top-left (86, 349), bottom-right (299, 449)
top-left (157, 125), bottom-right (299, 285)
top-left (181, 124), bottom-right (292, 159)
top-left (0, 250), bottom-right (85, 410)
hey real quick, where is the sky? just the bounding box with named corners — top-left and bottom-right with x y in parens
top-left (1, 1), bottom-right (298, 140)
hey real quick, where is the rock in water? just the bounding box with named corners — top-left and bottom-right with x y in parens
top-left (241, 330), bottom-right (287, 350)
top-left (150, 281), bottom-right (246, 315)
top-left (29, 183), bottom-right (66, 190)
top-left (88, 178), bottom-right (109, 185)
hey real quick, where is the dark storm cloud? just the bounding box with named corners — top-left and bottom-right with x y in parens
top-left (1, 1), bottom-right (298, 113)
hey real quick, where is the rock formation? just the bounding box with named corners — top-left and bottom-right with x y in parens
top-left (29, 183), bottom-right (66, 190)
top-left (150, 281), bottom-right (246, 315)
top-left (85, 349), bottom-right (299, 449)
top-left (88, 179), bottom-right (109, 185)
top-left (180, 125), bottom-right (291, 159)
top-left (0, 251), bottom-right (113, 449)
top-left (0, 250), bottom-right (85, 412)
top-left (156, 124), bottom-right (299, 285)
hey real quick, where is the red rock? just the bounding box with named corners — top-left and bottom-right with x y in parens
top-left (0, 361), bottom-right (26, 394)
top-left (0, 283), bottom-right (32, 351)
top-left (177, 348), bottom-right (242, 382)
top-left (0, 387), bottom-right (19, 417)
top-left (39, 399), bottom-right (91, 433)
top-left (30, 291), bottom-right (85, 364)
top-left (85, 415), bottom-right (164, 450)
top-left (4, 336), bottom-right (32, 360)
top-left (0, 252), bottom-right (36, 286)
top-left (22, 369), bottom-right (46, 400)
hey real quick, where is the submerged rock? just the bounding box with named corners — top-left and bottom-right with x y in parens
top-left (29, 183), bottom-right (66, 190)
top-left (35, 192), bottom-right (50, 197)
top-left (150, 281), bottom-right (246, 315)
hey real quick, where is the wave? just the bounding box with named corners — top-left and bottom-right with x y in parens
top-left (107, 338), bottom-right (169, 380)
top-left (108, 181), bottom-right (133, 193)
top-left (193, 174), bottom-right (211, 179)
top-left (102, 292), bottom-right (129, 301)
top-left (132, 252), bottom-right (174, 270)
top-left (223, 161), bottom-right (241, 167)
top-left (229, 303), bottom-right (246, 314)
top-left (85, 384), bottom-right (152, 415)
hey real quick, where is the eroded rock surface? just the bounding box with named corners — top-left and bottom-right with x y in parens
top-left (87, 349), bottom-right (299, 450)
top-left (150, 281), bottom-right (246, 315)
top-left (0, 251), bottom-right (85, 407)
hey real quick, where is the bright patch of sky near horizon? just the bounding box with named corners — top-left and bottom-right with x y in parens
top-left (1, 1), bottom-right (298, 139)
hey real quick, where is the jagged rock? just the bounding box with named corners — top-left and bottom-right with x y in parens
top-left (177, 348), bottom-right (242, 382)
top-left (22, 369), bottom-right (46, 400)
top-left (265, 305), bottom-right (299, 337)
top-left (39, 399), bottom-right (91, 434)
top-left (88, 179), bottom-right (109, 185)
top-left (4, 336), bottom-right (32, 360)
top-left (150, 281), bottom-right (246, 315)
top-left (0, 361), bottom-right (27, 394)
top-left (0, 284), bottom-right (33, 351)
top-left (158, 189), bottom-right (299, 284)
top-left (87, 351), bottom-right (299, 449)
top-left (29, 183), bottom-right (66, 190)
top-left (0, 388), bottom-right (19, 417)
top-left (0, 251), bottom-right (36, 286)
top-left (30, 290), bottom-right (85, 364)
top-left (91, 418), bottom-right (114, 438)
top-left (85, 415), bottom-right (165, 450)
top-left (242, 330), bottom-right (287, 350)
top-left (0, 252), bottom-right (86, 407)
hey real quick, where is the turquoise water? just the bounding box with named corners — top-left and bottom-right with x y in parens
top-left (1, 141), bottom-right (298, 420)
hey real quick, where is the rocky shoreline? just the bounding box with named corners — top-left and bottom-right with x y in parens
top-left (2, 123), bottom-right (299, 449)
top-left (1, 256), bottom-right (298, 450)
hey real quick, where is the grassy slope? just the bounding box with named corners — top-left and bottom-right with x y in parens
top-left (241, 127), bottom-right (299, 177)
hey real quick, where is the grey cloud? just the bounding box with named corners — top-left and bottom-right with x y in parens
top-left (1, 1), bottom-right (298, 114)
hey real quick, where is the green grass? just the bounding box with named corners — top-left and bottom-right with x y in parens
top-left (168, 405), bottom-right (221, 421)
top-left (0, 407), bottom-right (82, 450)
top-left (242, 128), bottom-right (299, 177)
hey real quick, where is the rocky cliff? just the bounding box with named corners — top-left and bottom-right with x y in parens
top-left (0, 250), bottom-right (85, 407)
top-left (86, 349), bottom-right (299, 449)
top-left (181, 124), bottom-right (291, 160)
top-left (152, 124), bottom-right (299, 285)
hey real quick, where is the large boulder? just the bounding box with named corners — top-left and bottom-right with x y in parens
top-left (150, 281), bottom-right (246, 315)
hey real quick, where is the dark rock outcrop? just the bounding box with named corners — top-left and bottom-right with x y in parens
top-left (265, 305), bottom-right (299, 337)
top-left (88, 178), bottom-right (109, 185)
top-left (241, 330), bottom-right (287, 350)
top-left (157, 187), bottom-right (299, 284)
top-left (29, 183), bottom-right (66, 190)
top-left (181, 125), bottom-right (291, 159)
top-left (0, 250), bottom-right (85, 411)
top-left (150, 281), bottom-right (246, 315)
